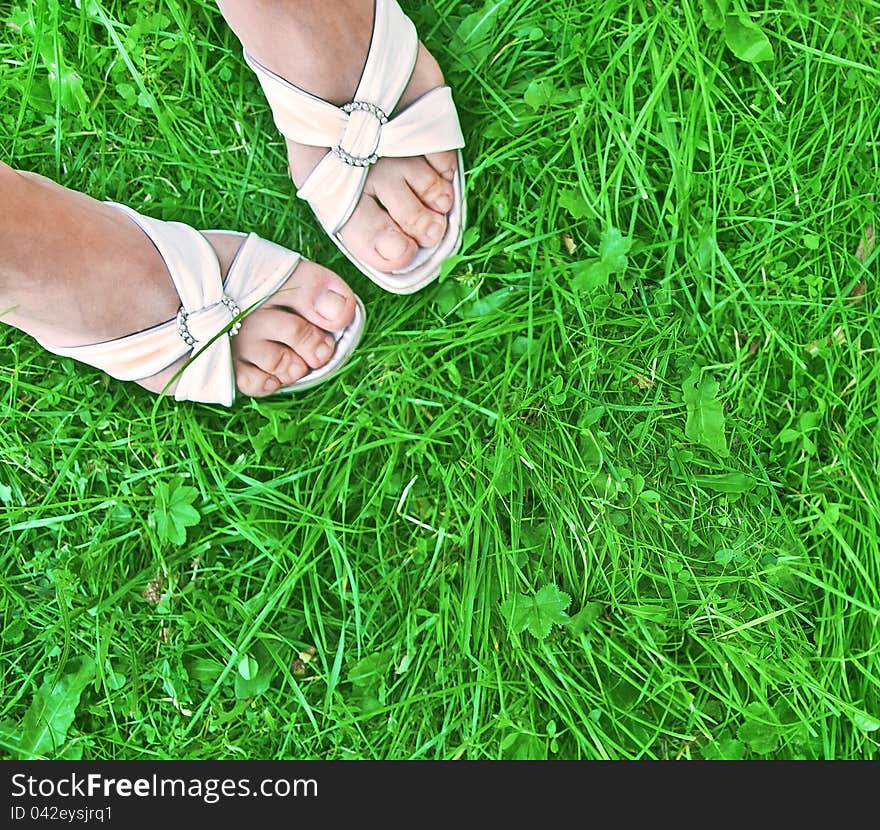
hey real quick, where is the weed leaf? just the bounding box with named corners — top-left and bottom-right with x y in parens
top-left (524, 78), bottom-right (555, 111)
top-left (852, 712), bottom-right (880, 733)
top-left (736, 702), bottom-right (781, 755)
top-left (572, 228), bottom-right (632, 293)
top-left (700, 0), bottom-right (727, 30)
top-left (151, 480), bottom-right (201, 545)
top-left (683, 366), bottom-right (729, 457)
top-left (598, 227), bottom-right (632, 271)
top-left (54, 66), bottom-right (89, 114)
top-left (459, 286), bottom-right (515, 319)
top-left (714, 548), bottom-right (745, 565)
top-left (235, 642), bottom-right (275, 700)
top-left (724, 14), bottom-right (774, 64)
top-left (702, 735), bottom-right (745, 760)
top-left (501, 583), bottom-right (571, 639)
top-left (566, 602), bottom-right (603, 636)
top-left (7, 5), bottom-right (36, 36)
top-left (19, 656), bottom-right (95, 759)
top-left (237, 655), bottom-right (258, 682)
top-left (35, 33), bottom-right (90, 116)
top-left (572, 259), bottom-right (609, 291)
top-left (453, 0), bottom-right (510, 66)
top-left (501, 732), bottom-right (548, 760)
top-left (186, 658), bottom-right (224, 685)
top-left (347, 652), bottom-right (390, 715)
top-left (559, 188), bottom-right (591, 219)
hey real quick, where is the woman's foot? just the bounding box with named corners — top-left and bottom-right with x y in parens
top-left (0, 164), bottom-right (358, 399)
top-left (217, 0), bottom-right (459, 274)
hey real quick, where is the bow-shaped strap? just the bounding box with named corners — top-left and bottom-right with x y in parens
top-left (39, 205), bottom-right (300, 406)
top-left (297, 89), bottom-right (464, 233)
top-left (243, 0), bottom-right (465, 234)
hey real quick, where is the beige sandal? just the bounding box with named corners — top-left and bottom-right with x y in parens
top-left (36, 202), bottom-right (365, 406)
top-left (244, 0), bottom-right (466, 294)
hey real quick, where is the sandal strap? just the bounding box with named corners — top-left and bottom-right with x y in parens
top-left (39, 204), bottom-right (300, 406)
top-left (244, 0), bottom-right (464, 233)
top-left (297, 88), bottom-right (464, 234)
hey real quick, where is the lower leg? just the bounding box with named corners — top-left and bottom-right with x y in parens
top-left (0, 162), bottom-right (178, 348)
top-left (216, 0), bottom-right (373, 105)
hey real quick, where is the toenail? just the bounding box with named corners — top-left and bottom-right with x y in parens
top-left (377, 228), bottom-right (410, 260)
top-left (426, 220), bottom-right (444, 243)
top-left (264, 377), bottom-right (280, 393)
top-left (435, 193), bottom-right (453, 212)
top-left (443, 168), bottom-right (455, 181)
top-left (315, 340), bottom-right (334, 362)
top-left (316, 289), bottom-right (347, 320)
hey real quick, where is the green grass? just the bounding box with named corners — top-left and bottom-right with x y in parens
top-left (1, 0), bottom-right (879, 760)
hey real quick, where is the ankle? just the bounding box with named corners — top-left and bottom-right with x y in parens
top-left (216, 0), bottom-right (373, 102)
top-left (0, 165), bottom-right (45, 301)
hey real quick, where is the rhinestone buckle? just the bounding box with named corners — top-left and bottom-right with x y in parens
top-left (342, 100), bottom-right (389, 123)
top-left (332, 100), bottom-right (389, 168)
top-left (176, 295), bottom-right (242, 347)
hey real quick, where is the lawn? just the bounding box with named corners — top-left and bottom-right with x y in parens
top-left (1, 0), bottom-right (879, 761)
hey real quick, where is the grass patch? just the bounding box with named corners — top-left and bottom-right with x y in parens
top-left (1, 0), bottom-right (879, 759)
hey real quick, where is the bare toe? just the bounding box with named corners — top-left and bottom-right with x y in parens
top-left (261, 260), bottom-right (358, 332)
top-left (238, 14), bottom-right (460, 280)
top-left (234, 357), bottom-right (305, 397)
top-left (338, 194), bottom-right (419, 272)
top-left (372, 160), bottom-right (449, 248)
top-left (425, 150), bottom-right (458, 183)
top-left (203, 237), bottom-right (357, 396)
top-left (399, 156), bottom-right (455, 215)
top-left (236, 307), bottom-right (336, 373)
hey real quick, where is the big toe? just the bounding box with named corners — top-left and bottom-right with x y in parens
top-left (265, 260), bottom-right (359, 333)
top-left (229, 258), bottom-right (360, 396)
